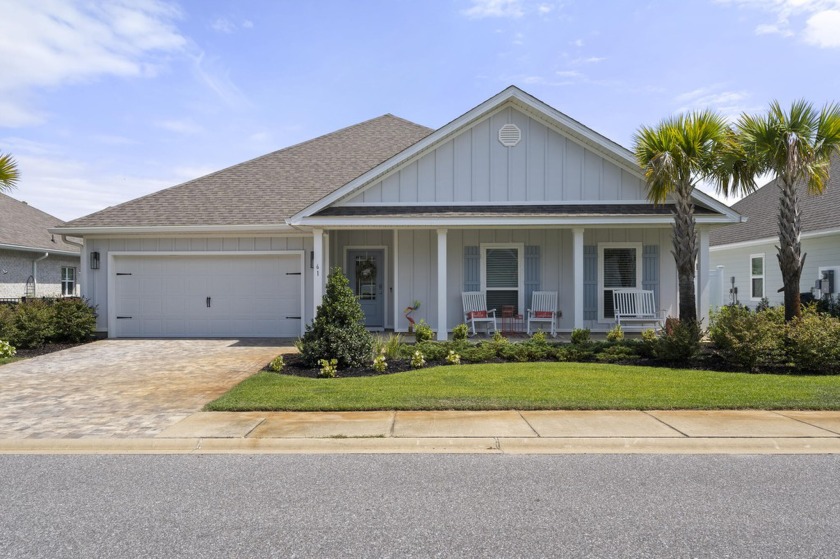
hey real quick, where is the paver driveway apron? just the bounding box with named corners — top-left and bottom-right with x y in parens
top-left (0, 339), bottom-right (288, 439)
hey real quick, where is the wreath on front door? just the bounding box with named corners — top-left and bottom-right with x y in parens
top-left (357, 258), bottom-right (376, 280)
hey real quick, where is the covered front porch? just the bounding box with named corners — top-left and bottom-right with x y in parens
top-left (310, 227), bottom-right (714, 340)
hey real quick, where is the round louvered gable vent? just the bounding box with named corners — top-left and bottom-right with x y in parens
top-left (498, 124), bottom-right (521, 147)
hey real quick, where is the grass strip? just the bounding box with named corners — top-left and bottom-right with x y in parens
top-left (206, 362), bottom-right (840, 411)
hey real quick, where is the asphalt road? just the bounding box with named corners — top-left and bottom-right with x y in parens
top-left (2, 454), bottom-right (838, 558)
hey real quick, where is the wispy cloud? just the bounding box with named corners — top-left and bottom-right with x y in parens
top-left (673, 85), bottom-right (757, 119)
top-left (717, 0), bottom-right (840, 48)
top-left (155, 119), bottom-right (203, 135)
top-left (0, 0), bottom-right (186, 127)
top-left (210, 16), bottom-right (254, 34)
top-left (462, 0), bottom-right (525, 18)
top-left (461, 0), bottom-right (560, 19)
top-left (191, 52), bottom-right (251, 110)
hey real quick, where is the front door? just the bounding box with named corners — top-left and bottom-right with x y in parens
top-left (347, 249), bottom-right (385, 328)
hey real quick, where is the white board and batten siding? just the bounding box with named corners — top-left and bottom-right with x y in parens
top-left (84, 236), bottom-right (313, 338)
top-left (339, 106), bottom-right (648, 206)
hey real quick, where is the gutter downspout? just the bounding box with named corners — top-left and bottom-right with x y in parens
top-left (32, 252), bottom-right (49, 297)
top-left (62, 236), bottom-right (85, 298)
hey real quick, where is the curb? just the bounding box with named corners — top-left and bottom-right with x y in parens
top-left (2, 437), bottom-right (840, 455)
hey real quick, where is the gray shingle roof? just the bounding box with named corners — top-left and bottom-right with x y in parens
top-left (710, 154), bottom-right (840, 246)
top-left (60, 115), bottom-right (433, 228)
top-left (0, 193), bottom-right (80, 253)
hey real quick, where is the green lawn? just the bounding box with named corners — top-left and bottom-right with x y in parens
top-left (205, 362), bottom-right (840, 411)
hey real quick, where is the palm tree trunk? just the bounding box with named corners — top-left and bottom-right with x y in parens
top-left (777, 176), bottom-right (803, 321)
top-left (671, 184), bottom-right (698, 323)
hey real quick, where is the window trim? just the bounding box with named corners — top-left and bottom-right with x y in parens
top-left (61, 266), bottom-right (76, 297)
top-left (598, 242), bottom-right (643, 322)
top-left (480, 243), bottom-right (525, 315)
top-left (750, 253), bottom-right (765, 301)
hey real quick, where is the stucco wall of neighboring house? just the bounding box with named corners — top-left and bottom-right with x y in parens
top-left (84, 236), bottom-right (313, 333)
top-left (382, 226), bottom-right (679, 333)
top-left (710, 232), bottom-right (840, 310)
top-left (0, 249), bottom-right (80, 299)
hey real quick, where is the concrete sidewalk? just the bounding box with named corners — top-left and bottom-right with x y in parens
top-left (2, 410), bottom-right (840, 454)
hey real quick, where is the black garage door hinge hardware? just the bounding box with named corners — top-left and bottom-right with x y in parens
top-left (286, 316), bottom-right (302, 320)
top-left (286, 272), bottom-right (302, 276)
top-left (116, 273), bottom-right (132, 276)
top-left (116, 316), bottom-right (133, 319)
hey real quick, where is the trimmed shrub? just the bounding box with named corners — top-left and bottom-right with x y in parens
top-left (300, 268), bottom-right (374, 369)
top-left (570, 328), bottom-right (591, 345)
top-left (452, 323), bottom-right (469, 341)
top-left (318, 358), bottom-right (338, 378)
top-left (606, 324), bottom-right (624, 342)
top-left (786, 309), bottom-right (840, 374)
top-left (415, 341), bottom-right (448, 361)
top-left (709, 305), bottom-right (785, 372)
top-left (372, 353), bottom-right (388, 373)
top-left (562, 345), bottom-right (596, 363)
top-left (414, 320), bottom-right (434, 343)
top-left (410, 351), bottom-right (426, 368)
top-left (268, 355), bottom-right (285, 372)
top-left (653, 317), bottom-right (700, 363)
top-left (497, 343), bottom-right (532, 362)
top-left (51, 298), bottom-right (96, 343)
top-left (459, 343), bottom-right (497, 363)
top-left (8, 300), bottom-right (54, 349)
top-left (445, 350), bottom-right (461, 365)
top-left (0, 304), bottom-right (16, 343)
top-left (595, 344), bottom-right (639, 363)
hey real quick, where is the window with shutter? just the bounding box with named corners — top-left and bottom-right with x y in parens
top-left (481, 244), bottom-right (524, 315)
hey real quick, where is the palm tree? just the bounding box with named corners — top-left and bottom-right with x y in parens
top-left (735, 100), bottom-right (840, 321)
top-left (0, 151), bottom-right (20, 191)
top-left (633, 110), bottom-right (746, 324)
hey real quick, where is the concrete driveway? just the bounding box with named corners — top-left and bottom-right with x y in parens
top-left (0, 339), bottom-right (290, 439)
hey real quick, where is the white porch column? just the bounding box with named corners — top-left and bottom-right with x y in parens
top-left (393, 229), bottom-right (400, 331)
top-left (313, 228), bottom-right (324, 313)
top-left (697, 228), bottom-right (710, 327)
top-left (573, 228), bottom-right (584, 330)
top-left (436, 228), bottom-right (448, 341)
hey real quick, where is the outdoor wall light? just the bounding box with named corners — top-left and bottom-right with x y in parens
top-left (90, 251), bottom-right (100, 270)
top-left (310, 251), bottom-right (314, 269)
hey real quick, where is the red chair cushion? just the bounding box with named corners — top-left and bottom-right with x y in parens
top-left (534, 311), bottom-right (553, 318)
top-left (468, 310), bottom-right (488, 319)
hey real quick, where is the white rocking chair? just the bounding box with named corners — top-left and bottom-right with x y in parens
top-left (527, 291), bottom-right (558, 336)
top-left (462, 292), bottom-right (497, 336)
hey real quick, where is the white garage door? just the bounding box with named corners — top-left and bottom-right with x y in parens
top-left (112, 254), bottom-right (302, 338)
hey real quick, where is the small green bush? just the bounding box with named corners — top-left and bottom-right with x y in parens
top-left (459, 343), bottom-right (497, 363)
top-left (415, 341), bottom-right (448, 361)
top-left (445, 350), bottom-right (461, 365)
top-left (595, 344), bottom-right (639, 363)
top-left (381, 333), bottom-right (403, 360)
top-left (318, 358), bottom-right (338, 378)
top-left (0, 339), bottom-right (15, 358)
top-left (786, 309), bottom-right (840, 374)
top-left (497, 343), bottom-right (532, 362)
top-left (51, 298), bottom-right (96, 343)
top-left (570, 328), bottom-right (591, 345)
top-left (410, 351), bottom-right (426, 368)
top-left (372, 353), bottom-right (388, 373)
top-left (268, 355), bottom-right (285, 372)
top-left (709, 305), bottom-right (785, 372)
top-left (563, 345), bottom-right (595, 363)
top-left (452, 323), bottom-right (469, 341)
top-left (300, 268), bottom-right (374, 369)
top-left (492, 330), bottom-right (508, 344)
top-left (9, 300), bottom-right (54, 349)
top-left (414, 320), bottom-right (434, 343)
top-left (529, 330), bottom-right (547, 345)
top-left (653, 317), bottom-right (700, 363)
top-left (606, 324), bottom-right (624, 342)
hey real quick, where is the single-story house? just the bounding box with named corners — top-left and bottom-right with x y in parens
top-left (1, 193), bottom-right (81, 300)
top-left (710, 154), bottom-right (840, 309)
top-left (53, 86), bottom-right (741, 339)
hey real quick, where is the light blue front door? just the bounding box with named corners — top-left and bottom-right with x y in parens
top-left (347, 249), bottom-right (384, 328)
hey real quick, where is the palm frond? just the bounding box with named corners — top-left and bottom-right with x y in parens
top-left (0, 152), bottom-right (21, 191)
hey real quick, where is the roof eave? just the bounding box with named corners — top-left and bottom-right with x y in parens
top-left (49, 224), bottom-right (300, 237)
top-left (0, 242), bottom-right (80, 256)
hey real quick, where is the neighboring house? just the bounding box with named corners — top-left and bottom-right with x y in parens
top-left (710, 155), bottom-right (840, 310)
top-left (0, 193), bottom-right (81, 299)
top-left (53, 86), bottom-right (741, 339)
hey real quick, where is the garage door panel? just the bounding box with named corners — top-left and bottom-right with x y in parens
top-left (113, 254), bottom-right (301, 338)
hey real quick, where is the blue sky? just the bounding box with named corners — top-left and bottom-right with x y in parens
top-left (2, 0), bottom-right (840, 221)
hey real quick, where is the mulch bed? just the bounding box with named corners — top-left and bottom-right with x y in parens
top-left (277, 354), bottom-right (447, 378)
top-left (13, 341), bottom-right (94, 359)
